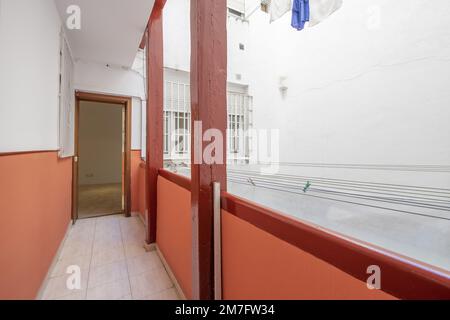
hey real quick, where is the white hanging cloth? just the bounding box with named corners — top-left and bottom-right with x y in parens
top-left (269, 0), bottom-right (292, 23)
top-left (308, 0), bottom-right (343, 27)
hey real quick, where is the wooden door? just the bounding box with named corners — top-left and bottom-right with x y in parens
top-left (72, 98), bottom-right (80, 224)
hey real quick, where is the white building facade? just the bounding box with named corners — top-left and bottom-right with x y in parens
top-left (162, 0), bottom-right (450, 189)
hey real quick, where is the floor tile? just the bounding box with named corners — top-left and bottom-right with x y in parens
top-left (66, 230), bottom-right (95, 244)
top-left (95, 225), bottom-right (121, 236)
top-left (143, 288), bottom-right (180, 300)
top-left (93, 238), bottom-right (123, 254)
top-left (129, 267), bottom-right (174, 299)
top-left (70, 222), bottom-right (95, 236)
top-left (42, 270), bottom-right (88, 300)
top-left (122, 232), bottom-right (144, 245)
top-left (59, 242), bottom-right (93, 260)
top-left (91, 247), bottom-right (125, 267)
top-left (88, 260), bottom-right (128, 289)
top-left (42, 214), bottom-right (174, 301)
top-left (51, 255), bottom-right (91, 278)
top-left (126, 252), bottom-right (163, 277)
top-left (53, 290), bottom-right (86, 300)
top-left (86, 278), bottom-right (131, 300)
top-left (124, 242), bottom-right (147, 259)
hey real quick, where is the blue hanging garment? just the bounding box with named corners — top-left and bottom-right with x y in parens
top-left (291, 0), bottom-right (310, 31)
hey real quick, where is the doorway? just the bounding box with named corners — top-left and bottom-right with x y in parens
top-left (73, 92), bottom-right (132, 222)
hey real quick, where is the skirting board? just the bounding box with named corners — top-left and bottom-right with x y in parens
top-left (155, 245), bottom-right (187, 300)
top-left (132, 212), bottom-right (186, 300)
top-left (132, 211), bottom-right (146, 226)
top-left (36, 220), bottom-right (73, 300)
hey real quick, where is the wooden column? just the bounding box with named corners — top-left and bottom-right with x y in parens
top-left (145, 0), bottom-right (166, 244)
top-left (190, 0), bottom-right (228, 300)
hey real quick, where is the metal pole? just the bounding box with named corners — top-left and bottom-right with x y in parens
top-left (213, 182), bottom-right (222, 300)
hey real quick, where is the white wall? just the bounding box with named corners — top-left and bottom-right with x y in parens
top-left (0, 0), bottom-right (145, 153)
top-left (163, 0), bottom-right (191, 72)
top-left (163, 0), bottom-right (250, 85)
top-left (162, 0), bottom-right (450, 188)
top-left (0, 0), bottom-right (62, 152)
top-left (245, 0), bottom-right (450, 165)
top-left (74, 59), bottom-right (145, 150)
top-left (131, 97), bottom-right (142, 150)
top-left (74, 60), bottom-right (146, 100)
top-left (227, 14), bottom-right (251, 85)
top-left (78, 101), bottom-right (123, 185)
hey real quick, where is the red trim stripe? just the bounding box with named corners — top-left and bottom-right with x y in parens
top-left (0, 150), bottom-right (60, 157)
top-left (221, 192), bottom-right (450, 300)
top-left (155, 169), bottom-right (450, 299)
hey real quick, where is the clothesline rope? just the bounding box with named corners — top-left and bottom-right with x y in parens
top-left (246, 0), bottom-right (344, 30)
top-left (228, 176), bottom-right (450, 221)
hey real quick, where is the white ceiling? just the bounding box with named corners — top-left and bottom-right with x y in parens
top-left (54, 0), bottom-right (155, 67)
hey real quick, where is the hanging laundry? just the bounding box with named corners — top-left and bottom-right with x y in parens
top-left (308, 0), bottom-right (343, 27)
top-left (291, 0), bottom-right (310, 31)
top-left (269, 0), bottom-right (292, 23)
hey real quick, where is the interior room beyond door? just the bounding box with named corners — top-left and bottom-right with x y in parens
top-left (77, 101), bottom-right (124, 219)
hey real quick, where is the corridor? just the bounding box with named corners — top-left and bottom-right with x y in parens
top-left (41, 215), bottom-right (179, 300)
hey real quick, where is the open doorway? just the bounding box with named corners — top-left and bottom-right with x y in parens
top-left (73, 92), bottom-right (132, 222)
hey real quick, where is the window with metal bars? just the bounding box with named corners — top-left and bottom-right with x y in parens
top-left (164, 81), bottom-right (191, 157)
top-left (173, 111), bottom-right (191, 154)
top-left (163, 81), bottom-right (251, 160)
top-left (227, 92), bottom-right (249, 158)
top-left (228, 114), bottom-right (244, 154)
top-left (163, 111), bottom-right (192, 155)
top-left (163, 111), bottom-right (170, 154)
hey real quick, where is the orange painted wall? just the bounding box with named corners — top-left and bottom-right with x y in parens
top-left (221, 210), bottom-right (396, 300)
top-left (130, 150), bottom-right (142, 213)
top-left (156, 176), bottom-right (192, 299)
top-left (0, 152), bottom-right (72, 299)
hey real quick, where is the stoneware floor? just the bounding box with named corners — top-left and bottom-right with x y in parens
top-left (41, 214), bottom-right (179, 300)
top-left (78, 183), bottom-right (123, 219)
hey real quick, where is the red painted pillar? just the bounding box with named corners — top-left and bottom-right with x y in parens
top-left (190, 0), bottom-right (228, 300)
top-left (145, 0), bottom-right (166, 244)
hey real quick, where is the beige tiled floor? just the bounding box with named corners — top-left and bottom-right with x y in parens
top-left (41, 215), bottom-right (179, 300)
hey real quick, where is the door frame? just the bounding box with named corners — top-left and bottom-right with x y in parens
top-left (72, 91), bottom-right (132, 222)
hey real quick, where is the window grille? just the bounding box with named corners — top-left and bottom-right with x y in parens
top-left (163, 81), bottom-right (252, 161)
top-left (227, 92), bottom-right (250, 159)
top-left (164, 81), bottom-right (191, 157)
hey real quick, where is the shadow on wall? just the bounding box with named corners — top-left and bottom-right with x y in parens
top-left (0, 152), bottom-right (72, 299)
